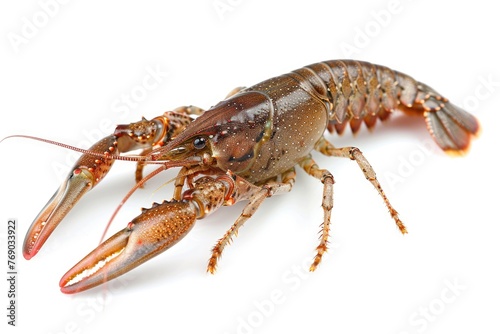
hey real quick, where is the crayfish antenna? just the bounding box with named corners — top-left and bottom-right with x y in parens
top-left (22, 135), bottom-right (121, 259)
top-left (1, 134), bottom-right (150, 162)
top-left (99, 164), bottom-right (167, 244)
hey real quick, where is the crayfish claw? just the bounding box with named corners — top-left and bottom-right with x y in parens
top-left (23, 168), bottom-right (94, 260)
top-left (23, 135), bottom-right (118, 259)
top-left (59, 200), bottom-right (197, 294)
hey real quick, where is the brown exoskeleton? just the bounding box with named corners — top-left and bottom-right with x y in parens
top-left (6, 60), bottom-right (479, 293)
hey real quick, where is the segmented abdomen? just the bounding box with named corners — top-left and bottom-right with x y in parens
top-left (288, 60), bottom-right (479, 153)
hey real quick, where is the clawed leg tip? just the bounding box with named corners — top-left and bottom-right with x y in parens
top-left (395, 220), bottom-right (408, 234)
top-left (206, 261), bottom-right (218, 275)
top-left (309, 256), bottom-right (323, 272)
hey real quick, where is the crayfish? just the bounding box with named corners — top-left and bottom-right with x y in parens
top-left (4, 60), bottom-right (479, 293)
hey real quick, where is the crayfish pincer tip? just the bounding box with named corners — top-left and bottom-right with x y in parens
top-left (22, 249), bottom-right (35, 261)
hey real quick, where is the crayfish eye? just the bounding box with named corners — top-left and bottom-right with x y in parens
top-left (193, 136), bottom-right (206, 150)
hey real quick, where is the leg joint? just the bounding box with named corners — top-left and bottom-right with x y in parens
top-left (321, 171), bottom-right (334, 185)
top-left (348, 147), bottom-right (361, 160)
top-left (263, 184), bottom-right (274, 197)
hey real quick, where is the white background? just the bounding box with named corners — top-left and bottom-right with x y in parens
top-left (1, 1), bottom-right (499, 333)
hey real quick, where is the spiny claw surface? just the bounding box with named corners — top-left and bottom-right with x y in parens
top-left (59, 200), bottom-right (196, 294)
